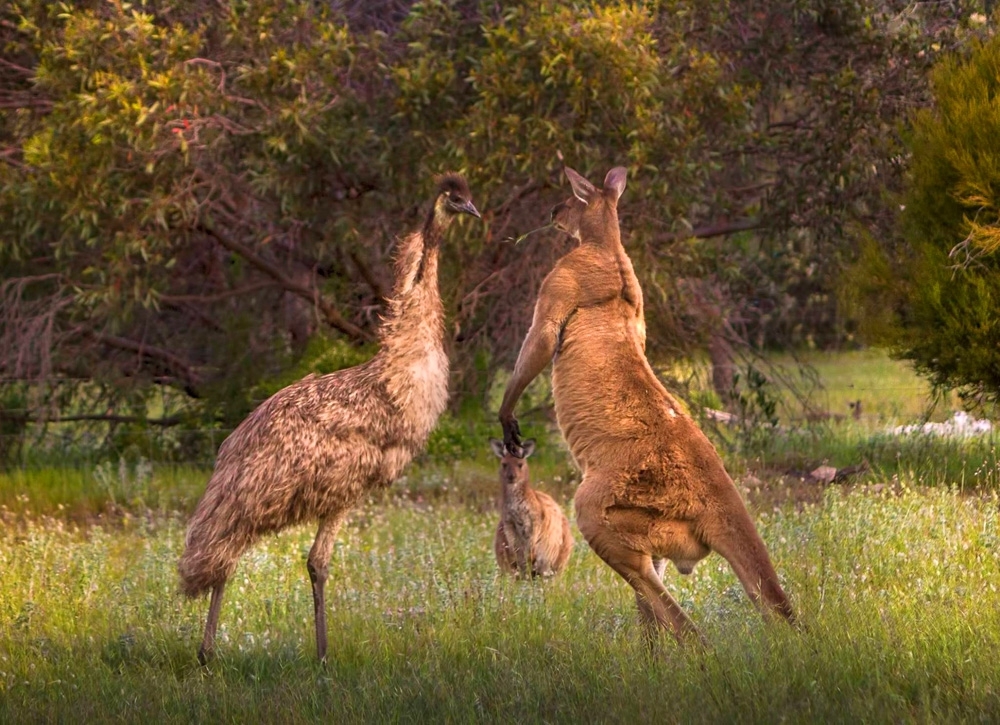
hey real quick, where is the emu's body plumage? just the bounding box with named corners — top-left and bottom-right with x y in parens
top-left (179, 174), bottom-right (478, 661)
top-left (178, 346), bottom-right (445, 597)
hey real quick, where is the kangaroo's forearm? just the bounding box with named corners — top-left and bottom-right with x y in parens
top-left (499, 321), bottom-right (560, 421)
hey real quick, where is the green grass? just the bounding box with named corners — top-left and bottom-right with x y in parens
top-left (670, 348), bottom-right (959, 423)
top-left (2, 485), bottom-right (1000, 722)
top-left (0, 464), bottom-right (209, 520)
top-left (3, 348), bottom-right (999, 721)
top-left (774, 348), bottom-right (950, 421)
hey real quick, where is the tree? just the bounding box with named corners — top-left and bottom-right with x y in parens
top-left (0, 0), bottom-right (986, 458)
top-left (847, 32), bottom-right (1000, 405)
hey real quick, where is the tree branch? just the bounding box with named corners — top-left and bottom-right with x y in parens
top-left (0, 411), bottom-right (186, 427)
top-left (348, 250), bottom-right (389, 301)
top-left (158, 280), bottom-right (277, 304)
top-left (657, 218), bottom-right (763, 244)
top-left (202, 225), bottom-right (375, 342)
top-left (0, 57), bottom-right (33, 75)
top-left (493, 179), bottom-right (541, 218)
top-left (92, 332), bottom-right (202, 396)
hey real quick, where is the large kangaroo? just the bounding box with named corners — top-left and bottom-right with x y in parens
top-left (498, 166), bottom-right (794, 643)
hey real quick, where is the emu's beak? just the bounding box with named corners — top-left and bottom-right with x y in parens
top-left (458, 200), bottom-right (481, 219)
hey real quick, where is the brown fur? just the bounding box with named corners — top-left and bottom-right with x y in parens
top-left (499, 166), bottom-right (793, 644)
top-left (179, 173), bottom-right (480, 662)
top-left (490, 439), bottom-right (573, 578)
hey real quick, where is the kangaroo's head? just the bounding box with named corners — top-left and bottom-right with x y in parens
top-left (550, 166), bottom-right (627, 245)
top-left (490, 437), bottom-right (536, 487)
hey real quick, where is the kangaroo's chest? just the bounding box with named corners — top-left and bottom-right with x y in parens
top-left (503, 497), bottom-right (537, 541)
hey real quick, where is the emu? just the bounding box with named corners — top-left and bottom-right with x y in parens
top-left (178, 174), bottom-right (480, 663)
top-left (490, 438), bottom-right (573, 578)
top-left (498, 166), bottom-right (794, 644)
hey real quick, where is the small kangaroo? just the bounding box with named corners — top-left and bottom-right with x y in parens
top-left (499, 166), bottom-right (794, 644)
top-left (491, 438), bottom-right (573, 578)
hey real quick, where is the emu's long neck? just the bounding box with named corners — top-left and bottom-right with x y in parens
top-left (380, 229), bottom-right (445, 352)
top-left (377, 213), bottom-right (449, 430)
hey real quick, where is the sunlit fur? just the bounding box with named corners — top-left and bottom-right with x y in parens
top-left (179, 173), bottom-right (478, 661)
top-left (490, 439), bottom-right (573, 578)
top-left (499, 167), bottom-right (793, 644)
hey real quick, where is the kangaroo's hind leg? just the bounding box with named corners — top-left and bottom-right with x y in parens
top-left (701, 489), bottom-right (795, 623)
top-left (634, 558), bottom-right (668, 646)
top-left (576, 473), bottom-right (700, 644)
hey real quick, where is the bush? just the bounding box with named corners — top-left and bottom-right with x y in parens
top-left (846, 34), bottom-right (1000, 405)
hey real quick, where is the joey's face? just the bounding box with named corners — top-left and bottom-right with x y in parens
top-left (489, 437), bottom-right (535, 485)
top-left (500, 455), bottom-right (528, 486)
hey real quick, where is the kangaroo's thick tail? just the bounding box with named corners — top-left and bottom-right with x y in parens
top-left (178, 465), bottom-right (253, 598)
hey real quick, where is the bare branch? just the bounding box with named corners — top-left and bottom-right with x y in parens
top-left (655, 218), bottom-right (763, 245)
top-left (493, 179), bottom-right (541, 218)
top-left (0, 411), bottom-right (185, 427)
top-left (158, 281), bottom-right (278, 304)
top-left (202, 225), bottom-right (375, 342)
top-left (0, 57), bottom-right (33, 75)
top-left (92, 332), bottom-right (202, 395)
top-left (0, 276), bottom-right (70, 380)
top-left (348, 250), bottom-right (389, 301)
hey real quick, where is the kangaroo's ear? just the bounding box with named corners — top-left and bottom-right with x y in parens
top-left (564, 167), bottom-right (597, 205)
top-left (520, 439), bottom-right (536, 458)
top-left (489, 438), bottom-right (506, 459)
top-left (603, 167), bottom-right (627, 203)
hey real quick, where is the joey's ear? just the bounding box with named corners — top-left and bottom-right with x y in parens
top-left (564, 167), bottom-right (597, 204)
top-left (489, 438), bottom-right (506, 459)
top-left (603, 167), bottom-right (627, 203)
top-left (520, 439), bottom-right (536, 458)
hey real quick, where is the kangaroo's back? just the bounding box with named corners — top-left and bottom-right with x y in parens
top-left (498, 166), bottom-right (794, 645)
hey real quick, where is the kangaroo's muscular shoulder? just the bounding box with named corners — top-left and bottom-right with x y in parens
top-left (547, 245), bottom-right (625, 309)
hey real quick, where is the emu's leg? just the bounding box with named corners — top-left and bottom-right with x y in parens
top-left (702, 494), bottom-right (795, 623)
top-left (198, 581), bottom-right (226, 665)
top-left (308, 511), bottom-right (348, 663)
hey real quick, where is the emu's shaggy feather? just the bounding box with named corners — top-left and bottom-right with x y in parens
top-left (178, 174), bottom-right (478, 661)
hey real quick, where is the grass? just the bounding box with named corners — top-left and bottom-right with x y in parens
top-left (0, 464), bottom-right (209, 520)
top-left (3, 348), bottom-right (1000, 721)
top-left (2, 485), bottom-right (1000, 722)
top-left (774, 348), bottom-right (952, 421)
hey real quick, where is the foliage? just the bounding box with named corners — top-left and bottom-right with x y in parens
top-left (730, 363), bottom-right (781, 449)
top-left (846, 33), bottom-right (1000, 405)
top-left (0, 0), bottom-right (988, 458)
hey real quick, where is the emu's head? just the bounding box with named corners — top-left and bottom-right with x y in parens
top-left (550, 166), bottom-right (627, 244)
top-left (490, 437), bottom-right (536, 487)
top-left (431, 173), bottom-right (481, 229)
